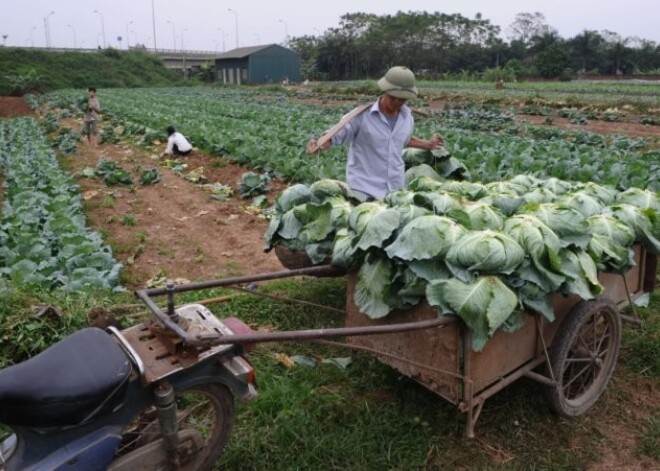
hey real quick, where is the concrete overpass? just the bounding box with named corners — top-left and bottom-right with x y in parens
top-left (5, 46), bottom-right (219, 78)
top-left (138, 48), bottom-right (219, 76)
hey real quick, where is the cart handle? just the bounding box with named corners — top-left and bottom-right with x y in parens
top-left (134, 265), bottom-right (457, 347)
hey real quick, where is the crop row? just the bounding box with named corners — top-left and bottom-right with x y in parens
top-left (41, 87), bottom-right (659, 191)
top-left (0, 118), bottom-right (121, 291)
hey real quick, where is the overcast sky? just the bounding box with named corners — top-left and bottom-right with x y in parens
top-left (2, 0), bottom-right (658, 52)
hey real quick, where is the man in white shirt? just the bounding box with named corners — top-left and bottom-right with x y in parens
top-left (306, 66), bottom-right (442, 200)
top-left (161, 126), bottom-right (193, 156)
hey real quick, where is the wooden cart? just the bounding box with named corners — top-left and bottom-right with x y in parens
top-left (343, 245), bottom-right (657, 436)
top-left (136, 246), bottom-right (656, 438)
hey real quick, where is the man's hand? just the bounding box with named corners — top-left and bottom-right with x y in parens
top-left (306, 138), bottom-right (331, 155)
top-left (427, 133), bottom-right (443, 150)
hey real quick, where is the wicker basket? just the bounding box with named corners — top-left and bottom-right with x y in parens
top-left (274, 245), bottom-right (316, 270)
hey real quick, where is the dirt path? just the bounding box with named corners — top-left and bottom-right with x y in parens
top-left (516, 115), bottom-right (660, 140)
top-left (61, 129), bottom-right (285, 288)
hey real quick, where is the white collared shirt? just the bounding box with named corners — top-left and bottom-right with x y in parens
top-left (331, 99), bottom-right (413, 199)
top-left (164, 132), bottom-right (192, 154)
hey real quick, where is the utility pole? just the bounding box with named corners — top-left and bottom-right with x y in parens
top-left (67, 24), bottom-right (77, 48)
top-left (228, 8), bottom-right (238, 48)
top-left (151, 0), bottom-right (157, 50)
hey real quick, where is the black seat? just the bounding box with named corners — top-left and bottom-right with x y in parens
top-left (0, 327), bottom-right (132, 428)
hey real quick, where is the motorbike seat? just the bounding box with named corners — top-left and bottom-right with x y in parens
top-left (0, 327), bottom-right (132, 428)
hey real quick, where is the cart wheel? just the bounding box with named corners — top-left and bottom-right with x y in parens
top-left (544, 298), bottom-right (621, 418)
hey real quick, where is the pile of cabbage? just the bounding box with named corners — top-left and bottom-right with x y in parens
top-left (264, 170), bottom-right (659, 351)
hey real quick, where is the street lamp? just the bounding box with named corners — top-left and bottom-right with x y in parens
top-left (30, 26), bottom-right (36, 47)
top-left (93, 10), bottom-right (106, 48)
top-left (181, 28), bottom-right (188, 79)
top-left (166, 20), bottom-right (176, 51)
top-left (278, 19), bottom-right (288, 44)
top-left (43, 11), bottom-right (55, 48)
top-left (125, 20), bottom-right (133, 49)
top-left (228, 8), bottom-right (238, 48)
top-left (150, 0), bottom-right (157, 50)
top-left (217, 28), bottom-right (225, 52)
top-left (67, 24), bottom-right (77, 48)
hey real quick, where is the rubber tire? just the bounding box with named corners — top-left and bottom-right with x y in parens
top-left (115, 383), bottom-right (235, 471)
top-left (544, 298), bottom-right (621, 418)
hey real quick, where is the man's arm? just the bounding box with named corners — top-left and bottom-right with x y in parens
top-left (161, 136), bottom-right (174, 156)
top-left (407, 133), bottom-right (443, 151)
top-left (90, 99), bottom-right (101, 114)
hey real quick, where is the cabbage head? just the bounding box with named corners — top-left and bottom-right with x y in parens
top-left (449, 202), bottom-right (505, 230)
top-left (385, 215), bottom-right (465, 261)
top-left (348, 202), bottom-right (401, 252)
top-left (445, 230), bottom-right (525, 281)
top-left (559, 191), bottom-right (604, 217)
top-left (275, 184), bottom-right (312, 213)
top-left (614, 188), bottom-right (660, 212)
top-left (404, 164), bottom-right (441, 187)
top-left (426, 276), bottom-right (519, 351)
top-left (309, 179), bottom-right (353, 201)
top-left (587, 214), bottom-right (636, 272)
top-left (522, 203), bottom-right (591, 249)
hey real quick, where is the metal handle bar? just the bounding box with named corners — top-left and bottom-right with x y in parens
top-left (134, 265), bottom-right (456, 347)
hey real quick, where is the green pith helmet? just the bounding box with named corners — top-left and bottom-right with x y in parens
top-left (377, 66), bottom-right (418, 99)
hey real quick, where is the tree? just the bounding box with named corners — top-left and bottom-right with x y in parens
top-left (508, 12), bottom-right (555, 46)
top-left (601, 30), bottom-right (631, 74)
top-left (535, 42), bottom-right (568, 78)
top-left (567, 30), bottom-right (604, 72)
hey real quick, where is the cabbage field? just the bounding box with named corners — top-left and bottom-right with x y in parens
top-left (38, 86), bottom-right (659, 191)
top-left (0, 118), bottom-right (121, 292)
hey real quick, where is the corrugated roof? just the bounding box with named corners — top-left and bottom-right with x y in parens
top-left (216, 44), bottom-right (276, 59)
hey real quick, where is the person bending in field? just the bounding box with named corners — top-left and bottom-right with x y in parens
top-left (161, 125), bottom-right (193, 157)
top-left (84, 87), bottom-right (101, 147)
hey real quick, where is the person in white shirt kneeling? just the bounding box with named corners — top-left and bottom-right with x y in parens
top-left (161, 125), bottom-right (193, 157)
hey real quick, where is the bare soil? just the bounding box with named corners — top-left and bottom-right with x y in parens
top-left (516, 115), bottom-right (660, 140)
top-left (0, 96), bottom-right (34, 118)
top-left (60, 123), bottom-right (285, 288)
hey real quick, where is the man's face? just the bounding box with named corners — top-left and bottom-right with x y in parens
top-left (88, 90), bottom-right (95, 98)
top-left (381, 94), bottom-right (406, 113)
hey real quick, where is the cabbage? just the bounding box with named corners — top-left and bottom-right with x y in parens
top-left (578, 182), bottom-right (618, 205)
top-left (404, 164), bottom-right (441, 187)
top-left (275, 183), bottom-right (312, 213)
top-left (445, 230), bottom-right (525, 281)
top-left (384, 190), bottom-right (416, 206)
top-left (559, 191), bottom-right (604, 217)
top-left (408, 175), bottom-right (444, 192)
top-left (522, 203), bottom-right (591, 249)
top-left (520, 187), bottom-right (558, 205)
top-left (394, 204), bottom-right (433, 228)
top-left (509, 174), bottom-right (544, 190)
top-left (542, 177), bottom-right (575, 195)
top-left (436, 180), bottom-right (487, 200)
top-left (354, 254), bottom-right (396, 319)
top-left (485, 181), bottom-right (527, 196)
top-left (412, 191), bottom-right (462, 215)
top-left (385, 215), bottom-right (465, 261)
top-left (606, 204), bottom-right (660, 254)
top-left (587, 215), bottom-right (636, 272)
top-left (615, 188), bottom-right (660, 211)
top-left (426, 276), bottom-right (519, 351)
top-left (449, 201), bottom-right (505, 230)
top-left (348, 202), bottom-right (401, 251)
top-left (309, 179), bottom-right (353, 201)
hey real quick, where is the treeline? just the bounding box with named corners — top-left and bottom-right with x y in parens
top-left (0, 48), bottom-right (179, 95)
top-left (289, 11), bottom-right (660, 80)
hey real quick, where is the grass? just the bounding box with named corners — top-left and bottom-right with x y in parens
top-left (0, 272), bottom-right (657, 470)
